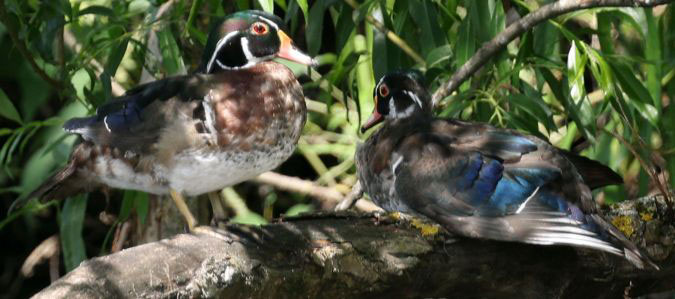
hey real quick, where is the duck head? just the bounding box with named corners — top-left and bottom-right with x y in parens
top-left (361, 71), bottom-right (433, 133)
top-left (199, 10), bottom-right (316, 73)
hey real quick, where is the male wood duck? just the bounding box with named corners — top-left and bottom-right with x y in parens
top-left (356, 71), bottom-right (658, 269)
top-left (15, 10), bottom-right (316, 232)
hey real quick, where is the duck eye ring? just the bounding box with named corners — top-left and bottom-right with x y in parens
top-left (251, 22), bottom-right (269, 35)
top-left (378, 84), bottom-right (390, 97)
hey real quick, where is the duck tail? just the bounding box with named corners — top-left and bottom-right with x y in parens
top-left (9, 143), bottom-right (93, 213)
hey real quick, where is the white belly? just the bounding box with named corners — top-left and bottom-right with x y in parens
top-left (166, 146), bottom-right (292, 196)
top-left (91, 143), bottom-right (295, 196)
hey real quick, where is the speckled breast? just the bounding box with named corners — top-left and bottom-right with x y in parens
top-left (164, 62), bottom-right (307, 195)
top-left (355, 129), bottom-right (417, 215)
top-left (87, 62), bottom-right (307, 196)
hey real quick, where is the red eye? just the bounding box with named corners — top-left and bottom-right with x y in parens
top-left (378, 84), bottom-right (389, 97)
top-left (252, 22), bottom-right (268, 35)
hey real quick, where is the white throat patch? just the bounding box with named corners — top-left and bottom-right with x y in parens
top-left (390, 96), bottom-right (416, 119)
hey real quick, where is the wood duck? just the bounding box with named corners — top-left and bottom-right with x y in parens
top-left (356, 71), bottom-right (658, 269)
top-left (16, 10), bottom-right (316, 231)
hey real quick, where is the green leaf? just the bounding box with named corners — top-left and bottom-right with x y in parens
top-left (306, 1), bottom-right (327, 56)
top-left (157, 28), bottom-right (186, 76)
top-left (60, 195), bottom-right (88, 272)
top-left (285, 203), bottom-right (313, 216)
top-left (644, 7), bottom-right (662, 112)
top-left (426, 45), bottom-right (453, 69)
top-left (76, 5), bottom-right (114, 17)
top-left (128, 0), bottom-right (151, 16)
top-left (609, 61), bottom-right (659, 126)
top-left (104, 37), bottom-right (130, 79)
top-left (455, 2), bottom-right (476, 90)
top-left (258, 0), bottom-right (274, 13)
top-left (564, 42), bottom-right (595, 142)
top-left (119, 190), bottom-right (136, 221)
top-left (135, 192), bottom-right (149, 225)
top-left (231, 212), bottom-right (267, 225)
top-left (0, 88), bottom-right (22, 124)
top-left (407, 0), bottom-right (446, 55)
top-left (296, 0), bottom-right (309, 22)
top-left (353, 34), bottom-right (375, 125)
top-left (119, 190), bottom-right (149, 223)
top-left (508, 94), bottom-right (556, 132)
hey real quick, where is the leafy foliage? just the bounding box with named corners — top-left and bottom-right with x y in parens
top-left (0, 0), bottom-right (672, 295)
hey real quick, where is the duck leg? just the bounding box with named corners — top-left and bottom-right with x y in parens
top-left (169, 189), bottom-right (198, 231)
top-left (208, 191), bottom-right (228, 227)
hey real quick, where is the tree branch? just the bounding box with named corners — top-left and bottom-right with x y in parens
top-left (33, 195), bottom-right (674, 298)
top-left (431, 0), bottom-right (674, 104)
top-left (254, 172), bottom-right (381, 212)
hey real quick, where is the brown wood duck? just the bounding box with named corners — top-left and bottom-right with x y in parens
top-left (15, 10), bottom-right (316, 232)
top-left (356, 71), bottom-right (658, 269)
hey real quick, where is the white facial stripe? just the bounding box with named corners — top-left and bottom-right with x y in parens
top-left (376, 77), bottom-right (386, 91)
top-left (403, 90), bottom-right (423, 109)
top-left (256, 16), bottom-right (279, 30)
top-left (209, 35), bottom-right (276, 71)
top-left (206, 31), bottom-right (240, 73)
top-left (240, 37), bottom-right (255, 61)
top-left (389, 96), bottom-right (417, 119)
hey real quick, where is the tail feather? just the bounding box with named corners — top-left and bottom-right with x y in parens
top-left (9, 163), bottom-right (78, 213)
top-left (9, 143), bottom-right (98, 213)
top-left (561, 151), bottom-right (623, 189)
top-left (437, 209), bottom-right (659, 270)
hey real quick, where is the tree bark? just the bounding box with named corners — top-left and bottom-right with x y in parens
top-left (34, 196), bottom-right (674, 298)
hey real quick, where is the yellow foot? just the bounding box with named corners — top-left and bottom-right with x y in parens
top-left (375, 211), bottom-right (441, 238)
top-left (169, 189), bottom-right (198, 230)
top-left (207, 191), bottom-right (228, 229)
top-left (410, 218), bottom-right (441, 238)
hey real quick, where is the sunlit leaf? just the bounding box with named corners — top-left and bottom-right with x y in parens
top-left (426, 45), bottom-right (453, 69)
top-left (258, 0), bottom-right (274, 13)
top-left (76, 5), bottom-right (114, 17)
top-left (285, 203), bottom-right (313, 216)
top-left (0, 88), bottom-right (22, 124)
top-left (565, 42), bottom-right (595, 141)
top-left (296, 0), bottom-right (309, 22)
top-left (157, 28), bottom-right (186, 76)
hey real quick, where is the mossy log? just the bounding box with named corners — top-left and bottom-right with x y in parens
top-left (34, 196), bottom-right (674, 298)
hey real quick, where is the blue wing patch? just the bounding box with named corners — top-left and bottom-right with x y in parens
top-left (479, 167), bottom-right (560, 216)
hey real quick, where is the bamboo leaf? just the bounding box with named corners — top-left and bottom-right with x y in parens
top-left (157, 28), bottom-right (186, 76)
top-left (76, 5), bottom-right (114, 17)
top-left (258, 0), bottom-right (274, 13)
top-left (296, 0), bottom-right (309, 22)
top-left (644, 7), bottom-right (662, 113)
top-left (60, 195), bottom-right (88, 272)
top-left (0, 88), bottom-right (22, 124)
top-left (565, 42), bottom-right (595, 141)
